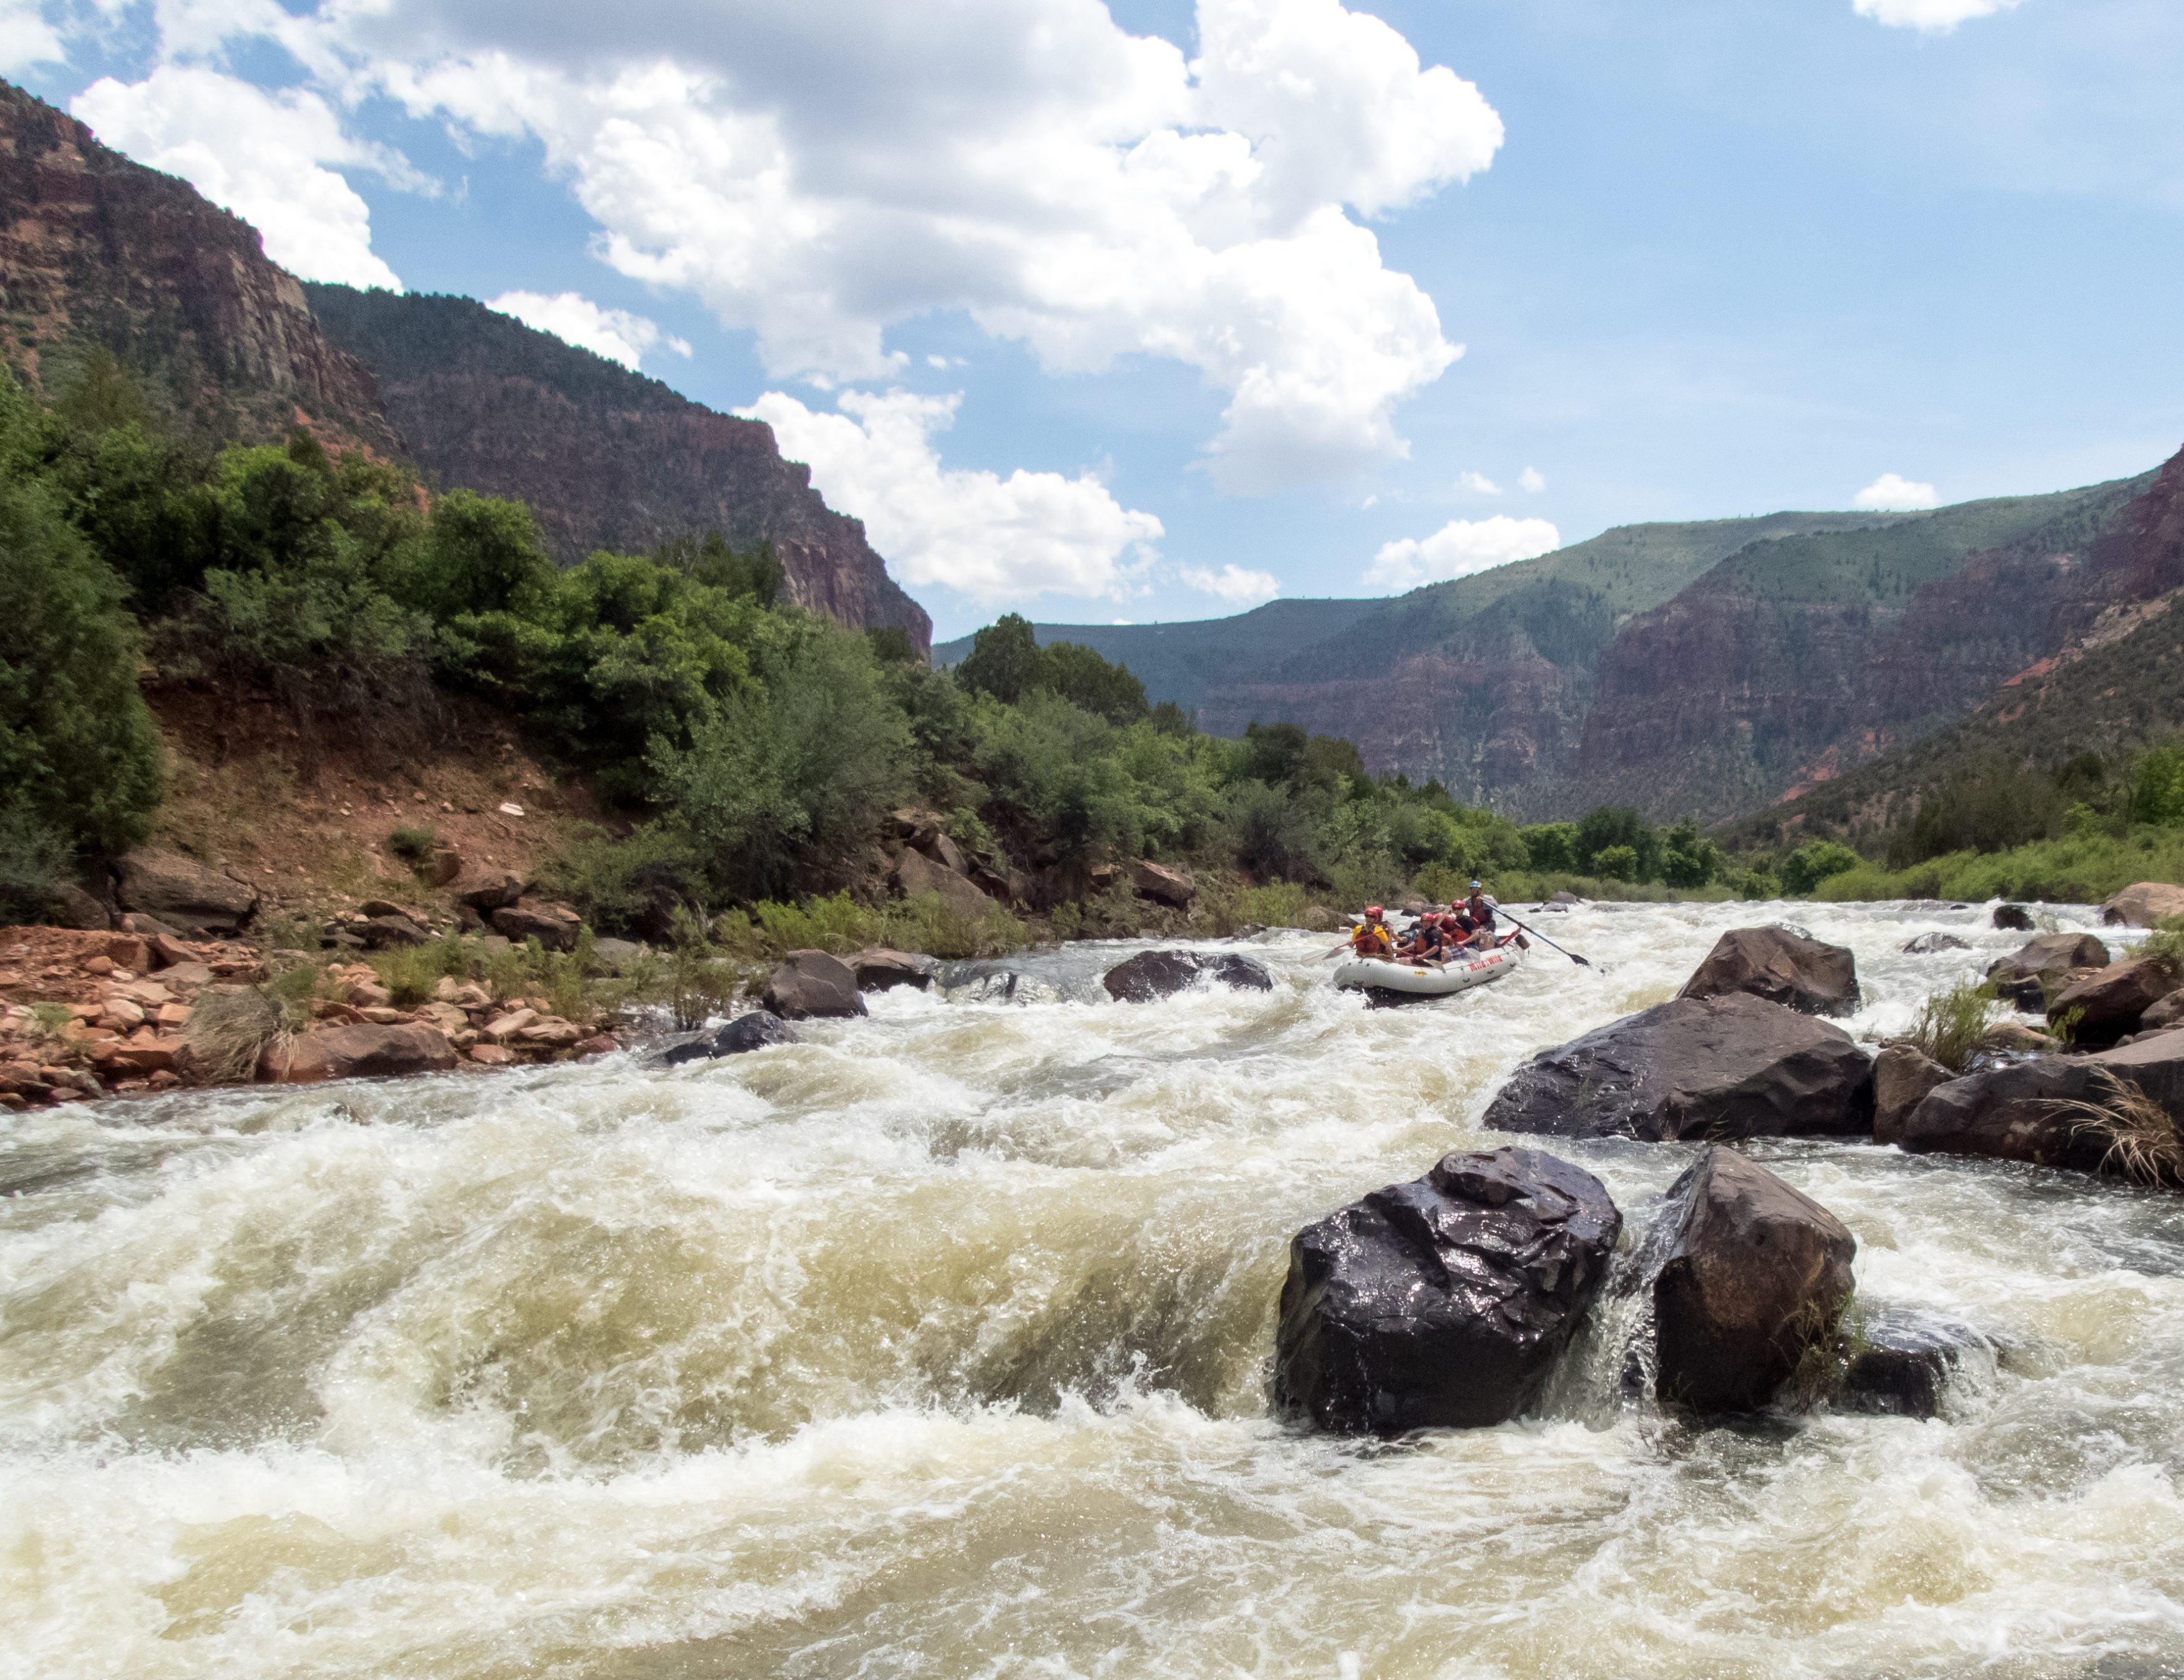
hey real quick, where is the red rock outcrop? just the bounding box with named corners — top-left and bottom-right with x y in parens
top-left (0, 80), bottom-right (396, 454)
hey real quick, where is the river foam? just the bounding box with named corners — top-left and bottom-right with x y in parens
top-left (5, 900), bottom-right (2183, 1676)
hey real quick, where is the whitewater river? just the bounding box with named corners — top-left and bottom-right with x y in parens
top-left (6, 900), bottom-right (2183, 1678)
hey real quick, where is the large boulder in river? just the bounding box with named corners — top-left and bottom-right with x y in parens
top-left (113, 847), bottom-right (258, 935)
top-left (1987, 933), bottom-right (2110, 1010)
top-left (1652, 1147), bottom-right (1856, 1414)
top-left (2100, 881), bottom-right (2184, 928)
top-left (662, 1011), bottom-right (799, 1064)
top-left (760, 950), bottom-right (868, 1019)
top-left (1482, 993), bottom-right (1874, 1142)
top-left (849, 948), bottom-right (940, 992)
top-left (1900, 1028), bottom-right (2184, 1176)
top-left (1992, 903), bottom-right (2036, 931)
top-left (1678, 926), bottom-right (1860, 1018)
top-left (1274, 1147), bottom-right (1622, 1434)
top-left (1873, 1042), bottom-right (1954, 1146)
top-left (1838, 1304), bottom-right (1994, 1420)
top-left (2045, 957), bottom-right (2182, 1047)
top-left (1103, 949), bottom-right (1272, 1003)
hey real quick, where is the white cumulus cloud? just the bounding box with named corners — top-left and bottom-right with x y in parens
top-left (1458, 470), bottom-right (1500, 494)
top-left (1366, 515), bottom-right (1561, 591)
top-left (1853, 472), bottom-right (1939, 510)
top-left (1852, 0), bottom-right (2021, 32)
top-left (71, 64), bottom-right (421, 289)
top-left (1518, 466), bottom-right (1546, 493)
top-left (741, 388), bottom-right (1164, 605)
top-left (1181, 563), bottom-right (1281, 605)
top-left (0, 1), bottom-right (65, 74)
top-left (102, 0), bottom-right (1499, 492)
top-left (488, 290), bottom-right (690, 370)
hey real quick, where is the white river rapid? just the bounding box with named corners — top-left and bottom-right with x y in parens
top-left (4, 899), bottom-right (2182, 1678)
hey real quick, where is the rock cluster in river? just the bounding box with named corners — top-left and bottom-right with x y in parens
top-left (1274, 1147), bottom-right (1622, 1433)
top-left (1103, 949), bottom-right (1273, 1003)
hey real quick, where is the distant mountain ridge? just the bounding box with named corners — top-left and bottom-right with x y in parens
top-left (303, 286), bottom-right (931, 656)
top-left (930, 599), bottom-right (1380, 711)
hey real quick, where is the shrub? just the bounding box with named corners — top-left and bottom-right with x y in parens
top-left (1782, 840), bottom-right (1862, 896)
top-left (0, 454), bottom-right (165, 862)
top-left (1903, 980), bottom-right (1996, 1074)
top-left (0, 807), bottom-right (71, 926)
top-left (368, 935), bottom-right (473, 1005)
top-left (387, 823), bottom-right (437, 862)
top-left (1591, 844), bottom-right (1639, 881)
top-left (1227, 780), bottom-right (1319, 883)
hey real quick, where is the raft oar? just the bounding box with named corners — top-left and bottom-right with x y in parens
top-left (1494, 908), bottom-right (1592, 968)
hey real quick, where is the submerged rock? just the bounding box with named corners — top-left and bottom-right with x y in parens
top-left (1102, 949), bottom-right (1273, 1003)
top-left (661, 1011), bottom-right (799, 1064)
top-left (761, 950), bottom-right (868, 1020)
top-left (1899, 1029), bottom-right (2184, 1176)
top-left (1678, 926), bottom-right (1860, 1018)
top-left (1901, 932), bottom-right (1971, 954)
top-left (1873, 1042), bottom-right (1954, 1146)
top-left (848, 948), bottom-right (940, 992)
top-left (1652, 1147), bottom-right (1856, 1414)
top-left (1838, 1305), bottom-right (1992, 1419)
top-left (1482, 992), bottom-right (1874, 1142)
top-left (1274, 1146), bottom-right (1622, 1434)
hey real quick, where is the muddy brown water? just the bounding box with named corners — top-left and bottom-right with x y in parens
top-left (4, 901), bottom-right (2182, 1677)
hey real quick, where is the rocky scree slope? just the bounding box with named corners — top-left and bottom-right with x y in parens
top-left (303, 284), bottom-right (932, 658)
top-left (0, 79), bottom-right (396, 454)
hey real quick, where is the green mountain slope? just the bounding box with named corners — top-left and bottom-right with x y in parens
top-left (932, 599), bottom-right (1379, 711)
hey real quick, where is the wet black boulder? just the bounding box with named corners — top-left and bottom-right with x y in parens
top-left (1838, 1305), bottom-right (1994, 1420)
top-left (1482, 992), bottom-right (1874, 1142)
top-left (661, 1011), bottom-right (799, 1064)
top-left (1103, 949), bottom-right (1273, 1003)
top-left (1274, 1147), bottom-right (1622, 1434)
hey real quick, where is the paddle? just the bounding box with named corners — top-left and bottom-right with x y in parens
top-left (1494, 907), bottom-right (1592, 968)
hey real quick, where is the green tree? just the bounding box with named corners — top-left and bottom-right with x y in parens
top-left (1782, 839), bottom-right (1861, 896)
top-left (1574, 806), bottom-right (1661, 882)
top-left (1660, 818), bottom-right (1722, 888)
top-left (956, 612), bottom-right (1043, 703)
top-left (1591, 843), bottom-right (1640, 881)
top-left (1520, 822), bottom-right (1577, 872)
top-left (1035, 639), bottom-right (1148, 725)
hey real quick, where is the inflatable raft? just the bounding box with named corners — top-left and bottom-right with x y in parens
top-left (1332, 938), bottom-right (1526, 999)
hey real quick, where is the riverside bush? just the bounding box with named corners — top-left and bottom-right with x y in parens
top-left (1806, 827), bottom-right (2184, 905)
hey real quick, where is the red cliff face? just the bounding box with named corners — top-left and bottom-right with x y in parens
top-left (303, 286), bottom-right (932, 658)
top-left (0, 80), bottom-right (396, 455)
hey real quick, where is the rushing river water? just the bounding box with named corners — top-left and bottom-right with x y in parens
top-left (6, 900), bottom-right (2184, 1678)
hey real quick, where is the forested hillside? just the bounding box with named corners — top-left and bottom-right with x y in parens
top-left (305, 285), bottom-right (932, 657)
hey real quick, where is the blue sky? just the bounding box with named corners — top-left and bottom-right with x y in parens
top-left (10, 0), bottom-right (2182, 641)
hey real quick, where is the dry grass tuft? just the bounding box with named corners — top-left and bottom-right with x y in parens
top-left (183, 987), bottom-right (288, 1084)
top-left (2042, 1067), bottom-right (2184, 1188)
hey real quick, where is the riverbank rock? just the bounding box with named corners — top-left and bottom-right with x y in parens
top-left (262, 1022), bottom-right (459, 1083)
top-left (490, 899), bottom-right (582, 952)
top-left (1102, 949), bottom-right (1274, 1003)
top-left (1652, 1147), bottom-right (1856, 1415)
top-left (1901, 931), bottom-right (1970, 954)
top-left (1677, 926), bottom-right (1860, 1018)
top-left (2045, 957), bottom-right (2181, 1047)
top-left (1274, 1147), bottom-right (1622, 1434)
top-left (848, 948), bottom-right (940, 992)
top-left (1838, 1305), bottom-right (1992, 1420)
top-left (1899, 1028), bottom-right (2184, 1176)
top-left (2100, 882), bottom-right (2184, 928)
top-left (1992, 903), bottom-right (2035, 931)
top-left (2140, 992), bottom-right (2184, 1034)
top-left (1483, 993), bottom-right (1874, 1142)
top-left (454, 868), bottom-right (527, 911)
top-left (358, 913), bottom-right (431, 949)
top-left (1874, 1042), bottom-right (1955, 1146)
top-left (113, 848), bottom-right (258, 936)
top-left (761, 951), bottom-right (867, 1020)
top-left (662, 1011), bottom-right (799, 1064)
top-left (1130, 860), bottom-right (1196, 908)
top-left (588, 938), bottom-right (646, 976)
top-left (895, 847), bottom-right (992, 919)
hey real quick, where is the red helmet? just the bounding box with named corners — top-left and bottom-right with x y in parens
top-left (1366, 905), bottom-right (1383, 918)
